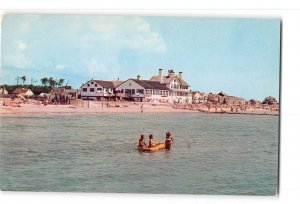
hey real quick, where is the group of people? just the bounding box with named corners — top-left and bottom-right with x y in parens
top-left (138, 132), bottom-right (174, 150)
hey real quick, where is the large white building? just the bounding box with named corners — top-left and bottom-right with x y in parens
top-left (79, 79), bottom-right (123, 100)
top-left (115, 76), bottom-right (172, 102)
top-left (80, 69), bottom-right (193, 103)
top-left (149, 69), bottom-right (192, 103)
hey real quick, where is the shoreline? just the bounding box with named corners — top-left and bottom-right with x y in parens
top-left (0, 98), bottom-right (279, 117)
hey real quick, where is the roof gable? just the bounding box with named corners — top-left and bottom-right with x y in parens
top-left (131, 79), bottom-right (171, 90)
top-left (93, 80), bottom-right (115, 89)
top-left (82, 80), bottom-right (115, 89)
top-left (13, 88), bottom-right (28, 94)
top-left (150, 75), bottom-right (190, 86)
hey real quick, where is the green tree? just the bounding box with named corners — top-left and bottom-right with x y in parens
top-left (48, 77), bottom-right (56, 88)
top-left (20, 75), bottom-right (26, 85)
top-left (58, 78), bottom-right (65, 87)
top-left (41, 77), bottom-right (49, 86)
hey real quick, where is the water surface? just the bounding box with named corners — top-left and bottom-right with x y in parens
top-left (0, 113), bottom-right (279, 195)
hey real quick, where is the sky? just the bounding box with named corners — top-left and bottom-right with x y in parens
top-left (1, 14), bottom-right (280, 101)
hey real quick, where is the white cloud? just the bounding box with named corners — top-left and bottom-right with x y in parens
top-left (83, 16), bottom-right (167, 53)
top-left (55, 64), bottom-right (65, 70)
top-left (1, 15), bottom-right (167, 81)
top-left (2, 40), bottom-right (30, 69)
top-left (83, 58), bottom-right (108, 78)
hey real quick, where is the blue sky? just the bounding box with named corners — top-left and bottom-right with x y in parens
top-left (1, 14), bottom-right (280, 101)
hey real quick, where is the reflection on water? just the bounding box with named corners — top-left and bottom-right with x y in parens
top-left (0, 113), bottom-right (278, 195)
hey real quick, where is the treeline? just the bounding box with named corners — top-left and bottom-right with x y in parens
top-left (1, 76), bottom-right (71, 95)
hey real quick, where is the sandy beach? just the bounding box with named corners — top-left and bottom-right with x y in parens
top-left (0, 98), bottom-right (279, 116)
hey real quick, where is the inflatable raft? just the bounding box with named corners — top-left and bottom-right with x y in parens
top-left (139, 143), bottom-right (166, 152)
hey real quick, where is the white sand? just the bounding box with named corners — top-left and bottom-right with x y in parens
top-left (0, 98), bottom-right (279, 116)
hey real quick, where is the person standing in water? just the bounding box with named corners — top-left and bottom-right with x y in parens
top-left (165, 132), bottom-right (174, 150)
top-left (140, 104), bottom-right (144, 114)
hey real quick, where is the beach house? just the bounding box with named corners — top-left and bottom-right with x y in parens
top-left (0, 87), bottom-right (8, 96)
top-left (149, 69), bottom-right (192, 103)
top-left (115, 76), bottom-right (172, 102)
top-left (12, 88), bottom-right (34, 98)
top-left (80, 79), bottom-right (122, 100)
top-left (192, 91), bottom-right (208, 104)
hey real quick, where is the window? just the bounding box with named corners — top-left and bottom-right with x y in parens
top-left (83, 88), bottom-right (87, 92)
top-left (131, 89), bottom-right (135, 94)
top-left (90, 88), bottom-right (95, 92)
top-left (121, 89), bottom-right (124, 93)
top-left (91, 82), bottom-right (94, 84)
top-left (129, 83), bottom-right (132, 86)
top-left (87, 84), bottom-right (90, 87)
top-left (137, 89), bottom-right (144, 94)
top-left (97, 88), bottom-right (102, 91)
top-left (95, 84), bottom-right (97, 87)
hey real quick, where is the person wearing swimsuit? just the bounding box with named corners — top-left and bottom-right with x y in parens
top-left (165, 132), bottom-right (174, 150)
top-left (138, 135), bottom-right (146, 148)
top-left (148, 134), bottom-right (155, 147)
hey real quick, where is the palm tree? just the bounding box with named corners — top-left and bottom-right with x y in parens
top-left (41, 77), bottom-right (49, 92)
top-left (20, 75), bottom-right (26, 85)
top-left (41, 77), bottom-right (49, 86)
top-left (58, 78), bottom-right (65, 87)
top-left (48, 77), bottom-right (55, 88)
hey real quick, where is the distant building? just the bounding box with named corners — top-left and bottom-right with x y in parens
top-left (12, 88), bottom-right (34, 97)
top-left (192, 91), bottom-right (208, 104)
top-left (0, 87), bottom-right (8, 95)
top-left (224, 96), bottom-right (246, 106)
top-left (149, 69), bottom-right (192, 103)
top-left (115, 76), bottom-right (172, 102)
top-left (80, 80), bottom-right (123, 100)
top-left (207, 93), bottom-right (218, 103)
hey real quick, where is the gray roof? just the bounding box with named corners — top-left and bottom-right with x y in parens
top-left (93, 80), bottom-right (115, 89)
top-left (149, 75), bottom-right (190, 86)
top-left (131, 79), bottom-right (171, 91)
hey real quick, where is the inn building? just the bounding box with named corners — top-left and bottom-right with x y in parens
top-left (80, 68), bottom-right (193, 103)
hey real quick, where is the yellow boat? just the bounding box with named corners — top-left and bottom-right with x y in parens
top-left (138, 143), bottom-right (166, 152)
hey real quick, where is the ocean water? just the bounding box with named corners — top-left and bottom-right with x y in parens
top-left (0, 113), bottom-right (279, 195)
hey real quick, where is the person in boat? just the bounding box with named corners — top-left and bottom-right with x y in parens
top-left (165, 132), bottom-right (174, 150)
top-left (148, 134), bottom-right (156, 147)
top-left (138, 135), bottom-right (146, 148)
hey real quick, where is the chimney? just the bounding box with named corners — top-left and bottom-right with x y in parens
top-left (168, 69), bottom-right (174, 77)
top-left (137, 75), bottom-right (141, 80)
top-left (178, 71), bottom-right (183, 80)
top-left (159, 69), bottom-right (163, 83)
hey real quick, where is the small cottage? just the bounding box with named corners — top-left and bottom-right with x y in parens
top-left (12, 88), bottom-right (34, 97)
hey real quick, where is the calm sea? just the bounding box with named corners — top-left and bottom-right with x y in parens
top-left (0, 113), bottom-right (279, 195)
